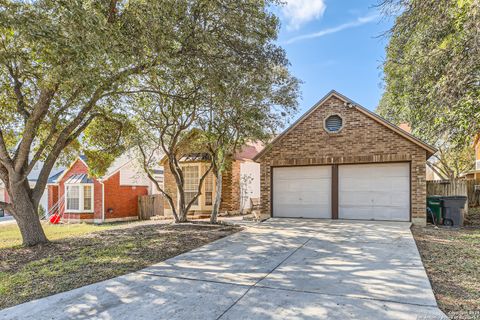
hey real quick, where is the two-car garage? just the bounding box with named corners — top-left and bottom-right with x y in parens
top-left (272, 163), bottom-right (411, 221)
top-left (255, 91), bottom-right (436, 225)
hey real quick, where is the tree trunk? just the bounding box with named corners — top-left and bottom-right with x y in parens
top-left (178, 209), bottom-right (188, 223)
top-left (9, 183), bottom-right (48, 246)
top-left (210, 170), bottom-right (222, 224)
top-left (177, 187), bottom-right (188, 223)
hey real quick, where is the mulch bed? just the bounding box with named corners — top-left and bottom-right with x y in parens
top-left (0, 223), bottom-right (240, 309)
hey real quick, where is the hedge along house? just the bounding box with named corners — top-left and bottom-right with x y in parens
top-left (162, 140), bottom-right (262, 219)
top-left (47, 153), bottom-right (162, 223)
top-left (254, 90), bottom-right (436, 226)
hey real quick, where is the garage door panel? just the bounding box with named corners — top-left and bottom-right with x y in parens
top-left (340, 178), bottom-right (373, 191)
top-left (339, 163), bottom-right (410, 221)
top-left (391, 192), bottom-right (410, 206)
top-left (373, 206), bottom-right (408, 221)
top-left (340, 191), bottom-right (374, 206)
top-left (273, 166), bottom-right (331, 218)
top-left (275, 166), bottom-right (330, 179)
top-left (391, 177), bottom-right (410, 189)
top-left (340, 206), bottom-right (376, 220)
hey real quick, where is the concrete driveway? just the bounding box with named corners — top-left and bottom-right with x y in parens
top-left (0, 219), bottom-right (447, 320)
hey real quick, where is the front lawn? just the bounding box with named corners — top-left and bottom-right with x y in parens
top-left (0, 222), bottom-right (117, 249)
top-left (0, 222), bottom-right (240, 309)
top-left (412, 226), bottom-right (480, 314)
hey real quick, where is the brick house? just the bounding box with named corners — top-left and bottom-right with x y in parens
top-left (47, 154), bottom-right (162, 223)
top-left (162, 141), bottom-right (262, 218)
top-left (461, 134), bottom-right (480, 183)
top-left (254, 90), bottom-right (436, 226)
top-left (0, 161), bottom-right (65, 216)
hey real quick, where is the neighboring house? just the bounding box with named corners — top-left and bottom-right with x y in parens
top-left (28, 161), bottom-right (66, 212)
top-left (162, 140), bottom-right (262, 218)
top-left (460, 134), bottom-right (480, 182)
top-left (0, 161), bottom-right (65, 214)
top-left (47, 153), bottom-right (163, 223)
top-left (254, 90), bottom-right (436, 226)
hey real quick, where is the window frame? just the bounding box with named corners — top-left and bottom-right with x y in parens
top-left (204, 171), bottom-right (214, 206)
top-left (64, 183), bottom-right (95, 213)
top-left (180, 164), bottom-right (201, 210)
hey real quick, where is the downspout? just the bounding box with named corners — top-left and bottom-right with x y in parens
top-left (99, 180), bottom-right (105, 224)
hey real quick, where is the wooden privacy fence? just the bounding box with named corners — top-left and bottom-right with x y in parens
top-left (466, 180), bottom-right (480, 207)
top-left (426, 179), bottom-right (480, 209)
top-left (138, 194), bottom-right (164, 220)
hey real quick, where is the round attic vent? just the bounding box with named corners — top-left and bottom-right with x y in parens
top-left (324, 114), bottom-right (343, 133)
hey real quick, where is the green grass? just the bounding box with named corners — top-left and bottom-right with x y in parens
top-left (0, 223), bottom-right (239, 309)
top-left (0, 222), bottom-right (116, 249)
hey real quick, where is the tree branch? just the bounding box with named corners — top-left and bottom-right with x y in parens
top-left (6, 64), bottom-right (30, 120)
top-left (0, 129), bottom-right (14, 169)
top-left (14, 87), bottom-right (57, 173)
top-left (138, 145), bottom-right (179, 222)
top-left (31, 63), bottom-right (151, 204)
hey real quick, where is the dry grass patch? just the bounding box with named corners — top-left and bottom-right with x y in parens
top-left (412, 226), bottom-right (480, 314)
top-left (0, 223), bottom-right (240, 309)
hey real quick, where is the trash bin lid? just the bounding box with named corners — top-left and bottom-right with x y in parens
top-left (440, 196), bottom-right (467, 200)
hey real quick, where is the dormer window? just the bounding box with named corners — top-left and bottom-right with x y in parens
top-left (324, 114), bottom-right (344, 133)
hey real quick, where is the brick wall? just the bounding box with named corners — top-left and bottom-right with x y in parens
top-left (103, 171), bottom-right (148, 219)
top-left (47, 185), bottom-right (58, 213)
top-left (258, 95), bottom-right (428, 225)
top-left (220, 160), bottom-right (241, 211)
top-left (58, 159), bottom-right (103, 221)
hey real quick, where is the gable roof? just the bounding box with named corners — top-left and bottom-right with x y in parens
top-left (64, 173), bottom-right (94, 184)
top-left (234, 141), bottom-right (265, 161)
top-left (48, 156), bottom-right (89, 185)
top-left (254, 90), bottom-right (437, 161)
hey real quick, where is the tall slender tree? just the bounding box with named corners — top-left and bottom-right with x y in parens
top-left (130, 0), bottom-right (299, 223)
top-left (199, 67), bottom-right (299, 223)
top-left (130, 65), bottom-right (212, 223)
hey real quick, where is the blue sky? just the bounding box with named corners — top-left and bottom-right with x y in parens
top-left (275, 0), bottom-right (394, 115)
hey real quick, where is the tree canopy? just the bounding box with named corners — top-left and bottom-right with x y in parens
top-left (377, 0), bottom-right (480, 148)
top-left (127, 0), bottom-right (299, 223)
top-left (0, 0), bottom-right (297, 245)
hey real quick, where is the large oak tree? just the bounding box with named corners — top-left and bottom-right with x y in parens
top-left (0, 0), bottom-right (222, 246)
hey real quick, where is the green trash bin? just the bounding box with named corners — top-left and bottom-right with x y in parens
top-left (427, 196), bottom-right (443, 224)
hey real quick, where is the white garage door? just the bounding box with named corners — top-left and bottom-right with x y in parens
top-left (339, 163), bottom-right (410, 221)
top-left (273, 166), bottom-right (331, 218)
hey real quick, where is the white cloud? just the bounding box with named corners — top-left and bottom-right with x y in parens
top-left (284, 14), bottom-right (379, 44)
top-left (282, 0), bottom-right (327, 30)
